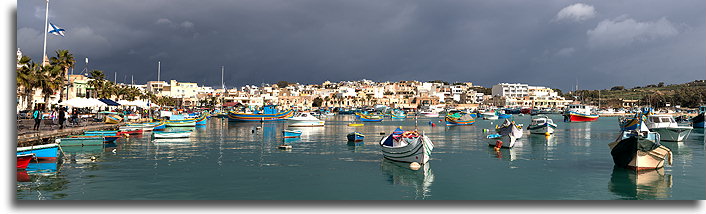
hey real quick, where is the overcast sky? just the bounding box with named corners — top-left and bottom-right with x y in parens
top-left (16, 0), bottom-right (705, 91)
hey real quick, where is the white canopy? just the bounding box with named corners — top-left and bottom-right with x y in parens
top-left (117, 100), bottom-right (160, 108)
top-left (58, 98), bottom-right (107, 108)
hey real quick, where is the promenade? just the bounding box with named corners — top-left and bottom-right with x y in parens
top-left (16, 118), bottom-right (124, 147)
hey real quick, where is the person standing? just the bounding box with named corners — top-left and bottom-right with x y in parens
top-left (58, 107), bottom-right (66, 129)
top-left (32, 106), bottom-right (42, 130)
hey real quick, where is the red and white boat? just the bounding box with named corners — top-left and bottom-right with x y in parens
top-left (563, 104), bottom-right (599, 122)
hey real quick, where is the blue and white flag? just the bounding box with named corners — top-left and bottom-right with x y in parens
top-left (48, 23), bottom-right (65, 36)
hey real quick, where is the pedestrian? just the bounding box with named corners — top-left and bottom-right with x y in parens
top-left (32, 106), bottom-right (42, 130)
top-left (58, 107), bottom-right (66, 129)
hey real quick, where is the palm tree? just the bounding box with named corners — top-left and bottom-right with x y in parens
top-left (35, 64), bottom-right (64, 109)
top-left (16, 56), bottom-right (37, 110)
top-left (87, 70), bottom-right (106, 98)
top-left (50, 49), bottom-right (75, 102)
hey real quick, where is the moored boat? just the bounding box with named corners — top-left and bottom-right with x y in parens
top-left (692, 106), bottom-right (705, 128)
top-left (379, 128), bottom-right (434, 164)
top-left (287, 112), bottom-right (325, 127)
top-left (609, 121), bottom-right (672, 170)
top-left (644, 114), bottom-right (693, 142)
top-left (228, 105), bottom-right (294, 122)
top-left (283, 130), bottom-right (303, 138)
top-left (118, 126), bottom-right (144, 135)
top-left (488, 119), bottom-right (523, 148)
top-left (563, 104), bottom-right (599, 122)
top-left (358, 113), bottom-right (384, 122)
top-left (445, 111), bottom-right (475, 126)
top-left (17, 143), bottom-right (59, 161)
top-left (481, 112), bottom-right (499, 120)
top-left (152, 130), bottom-right (192, 139)
top-left (527, 115), bottom-right (557, 135)
top-left (347, 132), bottom-right (365, 142)
top-left (195, 116), bottom-right (208, 125)
top-left (105, 114), bottom-right (122, 124)
top-left (56, 136), bottom-right (104, 147)
top-left (17, 154), bottom-right (34, 169)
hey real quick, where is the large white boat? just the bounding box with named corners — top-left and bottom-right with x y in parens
top-left (481, 111), bottom-right (499, 120)
top-left (644, 114), bottom-right (693, 142)
top-left (527, 115), bottom-right (557, 135)
top-left (287, 112), bottom-right (325, 127)
top-left (380, 128), bottom-right (434, 164)
top-left (419, 105), bottom-right (442, 117)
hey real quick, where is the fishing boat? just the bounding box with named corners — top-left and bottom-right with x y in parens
top-left (488, 119), bottom-right (524, 148)
top-left (152, 122), bottom-right (167, 130)
top-left (17, 143), bottom-right (59, 161)
top-left (379, 128), bottom-right (434, 164)
top-left (644, 114), bottom-right (693, 142)
top-left (283, 130), bottom-right (303, 138)
top-left (228, 105), bottom-right (294, 122)
top-left (287, 112), bottom-right (325, 127)
top-left (152, 130), bottom-right (192, 139)
top-left (496, 110), bottom-right (512, 119)
top-left (127, 122), bottom-right (163, 131)
top-left (445, 111), bottom-right (475, 126)
top-left (347, 132), bottom-right (365, 142)
top-left (609, 121), bottom-right (672, 170)
top-left (358, 113), bottom-right (384, 122)
top-left (195, 116), bottom-right (208, 125)
top-left (105, 114), bottom-right (122, 124)
top-left (390, 109), bottom-right (407, 119)
top-left (84, 130), bottom-right (119, 136)
top-left (527, 115), bottom-right (557, 135)
top-left (56, 136), bottom-right (104, 147)
top-left (70, 134), bottom-right (119, 143)
top-left (118, 126), bottom-right (143, 135)
top-left (563, 104), bottom-right (599, 122)
top-left (481, 112), bottom-right (499, 120)
top-left (17, 154), bottom-right (34, 169)
top-left (693, 106), bottom-right (705, 128)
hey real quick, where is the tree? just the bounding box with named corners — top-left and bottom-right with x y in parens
top-left (16, 56), bottom-right (37, 110)
top-left (49, 49), bottom-right (75, 102)
top-left (35, 64), bottom-right (64, 109)
top-left (87, 70), bottom-right (106, 98)
top-left (312, 97), bottom-right (323, 107)
top-left (276, 81), bottom-right (290, 88)
top-left (610, 86), bottom-right (625, 91)
top-left (657, 82), bottom-right (665, 87)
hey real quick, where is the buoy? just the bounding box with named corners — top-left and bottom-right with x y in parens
top-left (251, 130), bottom-right (255, 133)
top-left (256, 126), bottom-right (262, 130)
top-left (90, 156), bottom-right (97, 161)
top-left (409, 162), bottom-right (421, 170)
top-left (544, 132), bottom-right (551, 136)
top-left (494, 140), bottom-right (503, 150)
top-left (278, 144), bottom-right (292, 150)
top-left (431, 123), bottom-right (436, 127)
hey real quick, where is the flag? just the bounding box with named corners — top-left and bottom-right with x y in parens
top-left (48, 23), bottom-right (65, 36)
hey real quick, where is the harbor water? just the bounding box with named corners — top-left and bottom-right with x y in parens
top-left (16, 115), bottom-right (705, 200)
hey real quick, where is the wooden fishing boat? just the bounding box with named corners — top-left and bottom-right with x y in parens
top-left (283, 130), bottom-right (303, 138)
top-left (359, 113), bottom-right (384, 122)
top-left (347, 123), bottom-right (364, 127)
top-left (56, 136), bottom-right (104, 147)
top-left (445, 111), bottom-right (475, 126)
top-left (195, 116), bottom-right (208, 125)
top-left (152, 122), bottom-right (167, 130)
top-left (379, 128), bottom-right (434, 164)
top-left (118, 126), bottom-right (143, 135)
top-left (693, 106), bottom-right (705, 128)
top-left (347, 132), bottom-right (365, 142)
top-left (84, 130), bottom-right (119, 136)
top-left (527, 115), bottom-right (557, 135)
top-left (17, 143), bottom-right (59, 161)
top-left (17, 154), bottom-right (34, 169)
top-left (165, 119), bottom-right (197, 127)
top-left (152, 130), bottom-right (192, 139)
top-left (609, 121), bottom-right (672, 170)
top-left (228, 105), bottom-right (294, 122)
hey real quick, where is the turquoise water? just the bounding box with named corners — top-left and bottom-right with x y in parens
top-left (16, 115), bottom-right (705, 200)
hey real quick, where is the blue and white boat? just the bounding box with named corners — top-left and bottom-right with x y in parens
top-left (527, 116), bottom-right (557, 135)
top-left (379, 128), bottom-right (434, 164)
top-left (283, 130), bottom-right (303, 138)
top-left (17, 143), bottom-right (59, 161)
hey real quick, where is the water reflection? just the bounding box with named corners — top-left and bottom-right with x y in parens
top-left (487, 147), bottom-right (517, 161)
top-left (17, 161), bottom-right (66, 200)
top-left (527, 134), bottom-right (558, 160)
top-left (608, 167), bottom-right (672, 200)
top-left (380, 159), bottom-right (434, 199)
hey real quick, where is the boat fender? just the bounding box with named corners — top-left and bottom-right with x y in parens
top-left (90, 156), bottom-right (97, 161)
top-left (431, 123), bottom-right (436, 127)
top-left (545, 132), bottom-right (551, 136)
top-left (494, 140), bottom-right (503, 151)
top-left (409, 162), bottom-right (421, 170)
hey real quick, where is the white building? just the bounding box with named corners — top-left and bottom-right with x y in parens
top-left (492, 83), bottom-right (529, 98)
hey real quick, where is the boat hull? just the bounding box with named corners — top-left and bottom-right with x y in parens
top-left (288, 121), bottom-right (325, 127)
top-left (347, 132), bottom-right (364, 142)
top-left (528, 123), bottom-right (556, 134)
top-left (360, 117), bottom-right (383, 122)
top-left (105, 115), bottom-right (122, 124)
top-left (487, 134), bottom-right (516, 148)
top-left (17, 144), bottom-right (59, 161)
top-left (651, 127), bottom-right (692, 142)
top-left (152, 131), bottom-right (192, 139)
top-left (283, 130), bottom-right (302, 138)
top-left (445, 118), bottom-right (475, 126)
top-left (568, 112), bottom-right (599, 122)
top-left (609, 136), bottom-right (672, 170)
top-left (380, 132), bottom-right (433, 164)
top-left (227, 110), bottom-right (294, 122)
top-left (57, 137), bottom-right (104, 147)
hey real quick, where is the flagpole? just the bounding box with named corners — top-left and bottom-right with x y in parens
top-left (41, 0), bottom-right (49, 66)
top-left (157, 61), bottom-right (161, 82)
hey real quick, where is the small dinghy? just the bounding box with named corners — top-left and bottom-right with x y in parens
top-left (380, 128), bottom-right (434, 164)
top-left (152, 130), bottom-right (192, 139)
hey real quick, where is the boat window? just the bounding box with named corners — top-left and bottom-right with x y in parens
top-left (651, 117), bottom-right (661, 123)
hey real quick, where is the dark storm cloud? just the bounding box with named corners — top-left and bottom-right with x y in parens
top-left (17, 0), bottom-right (705, 90)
